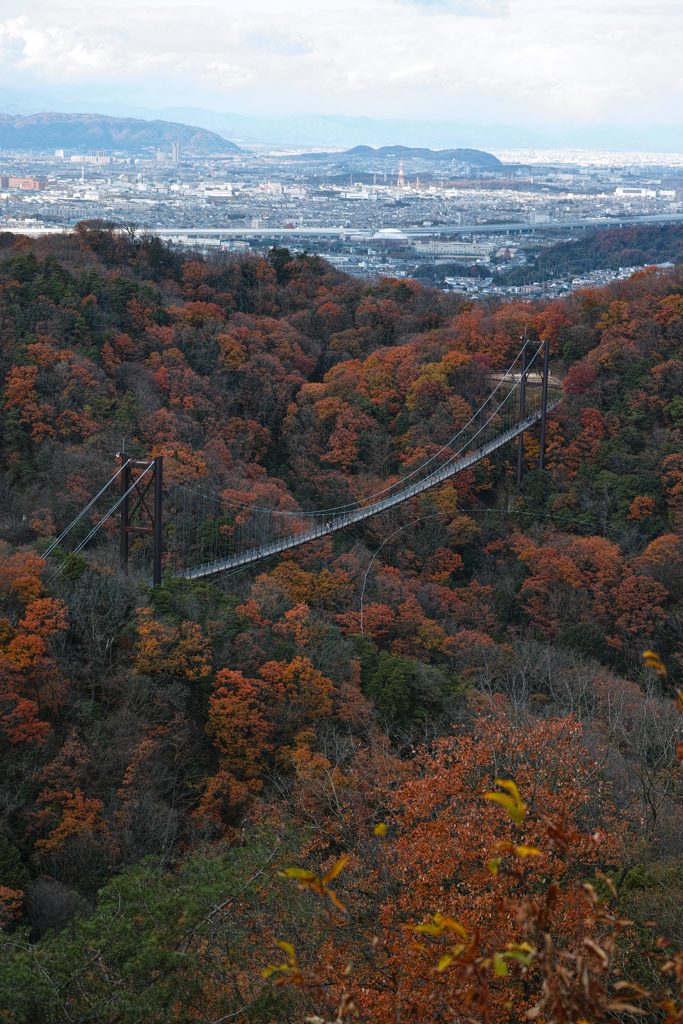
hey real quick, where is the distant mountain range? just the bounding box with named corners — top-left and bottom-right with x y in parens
top-left (112, 110), bottom-right (683, 153)
top-left (0, 112), bottom-right (240, 155)
top-left (0, 89), bottom-right (682, 152)
top-left (0, 110), bottom-right (501, 164)
top-left (77, 108), bottom-right (683, 152)
top-left (345, 145), bottom-right (502, 167)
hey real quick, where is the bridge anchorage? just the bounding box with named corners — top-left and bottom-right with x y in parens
top-left (45, 339), bottom-right (562, 584)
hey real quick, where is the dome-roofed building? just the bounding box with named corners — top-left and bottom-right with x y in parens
top-left (371, 227), bottom-right (409, 246)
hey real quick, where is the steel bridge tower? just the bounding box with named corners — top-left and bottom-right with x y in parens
top-left (120, 456), bottom-right (164, 585)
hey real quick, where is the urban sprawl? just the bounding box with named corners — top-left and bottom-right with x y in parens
top-left (3, 143), bottom-right (683, 298)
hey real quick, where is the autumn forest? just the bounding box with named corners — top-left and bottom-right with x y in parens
top-left (0, 222), bottom-right (682, 1023)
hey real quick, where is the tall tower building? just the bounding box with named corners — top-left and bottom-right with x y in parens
top-left (172, 142), bottom-right (181, 165)
top-left (397, 158), bottom-right (404, 188)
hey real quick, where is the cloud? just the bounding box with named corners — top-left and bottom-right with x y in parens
top-left (0, 0), bottom-right (681, 124)
top-left (406, 0), bottom-right (508, 13)
top-left (246, 33), bottom-right (311, 56)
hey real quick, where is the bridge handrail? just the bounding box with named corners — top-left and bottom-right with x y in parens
top-left (171, 341), bottom-right (551, 521)
top-left (184, 399), bottom-right (560, 580)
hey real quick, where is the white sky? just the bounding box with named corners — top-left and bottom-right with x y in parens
top-left (1, 0), bottom-right (682, 125)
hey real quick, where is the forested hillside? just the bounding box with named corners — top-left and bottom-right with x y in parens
top-left (497, 221), bottom-right (683, 284)
top-left (0, 223), bottom-right (682, 1023)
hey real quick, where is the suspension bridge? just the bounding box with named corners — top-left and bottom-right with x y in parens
top-left (44, 339), bottom-right (562, 583)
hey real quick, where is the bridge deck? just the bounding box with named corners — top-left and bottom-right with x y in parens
top-left (184, 400), bottom-right (560, 580)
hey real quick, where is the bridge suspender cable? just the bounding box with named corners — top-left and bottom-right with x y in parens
top-left (41, 340), bottom-right (560, 583)
top-left (516, 337), bottom-right (528, 489)
top-left (182, 398), bottom-right (560, 581)
top-left (167, 339), bottom-right (549, 521)
top-left (170, 336), bottom-right (560, 580)
top-left (539, 336), bottom-right (551, 471)
top-left (184, 339), bottom-right (537, 515)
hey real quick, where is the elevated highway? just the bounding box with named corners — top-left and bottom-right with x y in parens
top-left (6, 211), bottom-right (683, 240)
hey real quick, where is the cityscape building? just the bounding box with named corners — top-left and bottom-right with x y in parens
top-left (1, 143), bottom-right (682, 291)
top-left (0, 175), bottom-right (47, 190)
top-left (70, 155), bottom-right (112, 164)
top-left (413, 240), bottom-right (495, 256)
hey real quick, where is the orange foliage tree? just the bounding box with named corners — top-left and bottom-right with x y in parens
top-left (134, 606), bottom-right (212, 681)
top-left (266, 713), bottom-right (634, 1024)
top-left (0, 549), bottom-right (68, 732)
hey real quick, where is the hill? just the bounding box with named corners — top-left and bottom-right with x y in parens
top-left (345, 144), bottom-right (503, 167)
top-left (0, 225), bottom-right (681, 1021)
top-left (0, 111), bottom-right (241, 154)
top-left (497, 222), bottom-right (683, 285)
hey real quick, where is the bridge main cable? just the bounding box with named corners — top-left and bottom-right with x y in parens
top-left (167, 339), bottom-right (542, 520)
top-left (183, 397), bottom-right (559, 581)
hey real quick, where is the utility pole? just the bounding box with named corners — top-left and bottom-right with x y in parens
top-left (516, 334), bottom-right (528, 488)
top-left (539, 337), bottom-right (551, 471)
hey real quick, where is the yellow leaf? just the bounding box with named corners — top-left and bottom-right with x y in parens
top-left (438, 917), bottom-right (467, 939)
top-left (414, 923), bottom-right (444, 935)
top-left (374, 822), bottom-right (387, 837)
top-left (505, 951), bottom-right (533, 965)
top-left (484, 779), bottom-right (527, 824)
top-left (276, 941), bottom-right (296, 959)
top-left (437, 955), bottom-right (454, 972)
top-left (263, 964), bottom-right (287, 978)
top-left (282, 867), bottom-right (317, 880)
top-left (322, 855), bottom-right (349, 885)
top-left (493, 952), bottom-right (508, 977)
top-left (495, 778), bottom-right (523, 801)
top-left (642, 650), bottom-right (667, 677)
top-left (484, 792), bottom-right (514, 811)
top-left (514, 845), bottom-right (541, 858)
top-left (327, 890), bottom-right (347, 914)
top-left (488, 857), bottom-right (501, 875)
top-left (484, 793), bottom-right (524, 824)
